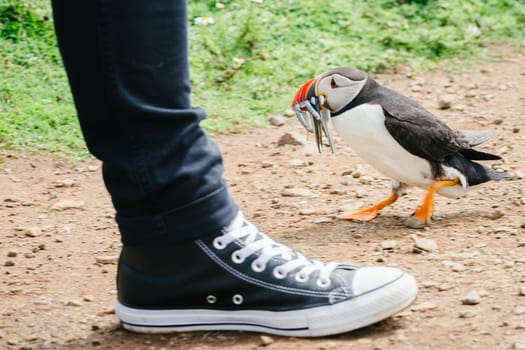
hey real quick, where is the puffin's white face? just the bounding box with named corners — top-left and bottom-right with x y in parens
top-left (291, 67), bottom-right (369, 154)
top-left (316, 73), bottom-right (367, 113)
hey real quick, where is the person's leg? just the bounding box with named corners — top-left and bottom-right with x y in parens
top-left (51, 0), bottom-right (238, 247)
top-left (51, 0), bottom-right (418, 337)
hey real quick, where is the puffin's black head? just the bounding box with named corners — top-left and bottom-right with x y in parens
top-left (291, 67), bottom-right (368, 154)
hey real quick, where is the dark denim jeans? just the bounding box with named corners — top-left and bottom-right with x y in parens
top-left (51, 0), bottom-right (238, 246)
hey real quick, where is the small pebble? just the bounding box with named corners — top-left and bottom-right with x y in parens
top-left (382, 240), bottom-right (397, 250)
top-left (269, 115), bottom-right (286, 126)
top-left (95, 256), bottom-right (118, 265)
top-left (518, 285), bottom-right (525, 296)
top-left (260, 335), bottom-right (274, 346)
top-left (437, 94), bottom-right (456, 109)
top-left (281, 188), bottom-right (316, 197)
top-left (25, 226), bottom-right (42, 237)
top-left (412, 236), bottom-right (438, 253)
top-left (459, 310), bottom-right (477, 319)
top-left (312, 217), bottom-right (332, 224)
top-left (289, 158), bottom-right (307, 167)
top-left (277, 132), bottom-right (306, 146)
top-left (411, 301), bottom-right (437, 312)
top-left (513, 306), bottom-right (525, 315)
top-left (461, 290), bottom-right (481, 305)
top-left (51, 199), bottom-right (85, 211)
top-left (66, 300), bottom-right (83, 307)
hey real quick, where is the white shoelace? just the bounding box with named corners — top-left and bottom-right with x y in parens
top-left (213, 213), bottom-right (338, 287)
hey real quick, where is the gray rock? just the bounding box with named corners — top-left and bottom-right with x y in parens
top-left (312, 217), bottom-right (332, 224)
top-left (437, 94), bottom-right (456, 109)
top-left (412, 236), bottom-right (438, 253)
top-left (513, 306), bottom-right (525, 315)
top-left (288, 158), bottom-right (307, 167)
top-left (359, 176), bottom-right (373, 184)
top-left (382, 240), bottom-right (397, 250)
top-left (95, 256), bottom-right (118, 265)
top-left (269, 115), bottom-right (286, 126)
top-left (53, 179), bottom-right (77, 188)
top-left (329, 188), bottom-right (347, 195)
top-left (484, 210), bottom-right (504, 220)
top-left (51, 199), bottom-right (85, 211)
top-left (458, 310), bottom-right (477, 318)
top-left (277, 132), bottom-right (306, 146)
top-left (352, 164), bottom-right (366, 178)
top-left (261, 161), bottom-right (274, 168)
top-left (284, 108), bottom-right (295, 117)
top-left (66, 299), bottom-right (83, 307)
top-left (461, 290), bottom-right (481, 305)
top-left (260, 335), bottom-right (274, 346)
top-left (441, 260), bottom-right (466, 272)
top-left (514, 170), bottom-right (524, 179)
top-left (299, 208), bottom-right (322, 215)
top-left (518, 285), bottom-right (525, 296)
top-left (411, 301), bottom-right (437, 312)
top-left (281, 188), bottom-right (316, 197)
top-left (452, 263), bottom-right (466, 272)
top-left (24, 226), bottom-right (41, 237)
top-left (354, 188), bottom-right (368, 199)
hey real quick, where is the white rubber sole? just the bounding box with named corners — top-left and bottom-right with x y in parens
top-left (115, 273), bottom-right (417, 337)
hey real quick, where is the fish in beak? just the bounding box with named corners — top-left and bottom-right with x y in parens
top-left (291, 78), bottom-right (335, 154)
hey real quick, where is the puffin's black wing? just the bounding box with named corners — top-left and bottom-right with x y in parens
top-left (376, 86), bottom-right (468, 162)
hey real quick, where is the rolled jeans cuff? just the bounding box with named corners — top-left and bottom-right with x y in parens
top-left (116, 183), bottom-right (238, 247)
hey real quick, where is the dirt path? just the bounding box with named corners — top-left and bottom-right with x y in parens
top-left (1, 47), bottom-right (524, 350)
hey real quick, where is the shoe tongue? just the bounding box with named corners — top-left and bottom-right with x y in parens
top-left (225, 211), bottom-right (246, 233)
top-left (332, 263), bottom-right (358, 282)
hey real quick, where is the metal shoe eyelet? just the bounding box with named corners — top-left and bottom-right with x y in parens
top-left (273, 267), bottom-right (286, 279)
top-left (213, 237), bottom-right (226, 250)
top-left (316, 278), bottom-right (331, 288)
top-left (232, 294), bottom-right (243, 305)
top-left (295, 273), bottom-right (308, 283)
top-left (251, 260), bottom-right (265, 272)
top-left (231, 250), bottom-right (245, 264)
top-left (206, 295), bottom-right (217, 304)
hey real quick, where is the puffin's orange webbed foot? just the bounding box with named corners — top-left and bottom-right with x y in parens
top-left (338, 193), bottom-right (399, 223)
top-left (339, 207), bottom-right (379, 222)
top-left (405, 179), bottom-right (460, 229)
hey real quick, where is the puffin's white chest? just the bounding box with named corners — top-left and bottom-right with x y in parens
top-left (332, 104), bottom-right (433, 188)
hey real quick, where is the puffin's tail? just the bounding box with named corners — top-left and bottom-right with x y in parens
top-left (460, 148), bottom-right (501, 161)
top-left (484, 166), bottom-right (512, 181)
top-left (445, 155), bottom-right (511, 186)
top-left (458, 130), bottom-right (502, 161)
top-left (460, 130), bottom-right (496, 147)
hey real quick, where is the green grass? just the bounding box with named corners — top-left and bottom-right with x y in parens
top-left (1, 0), bottom-right (524, 157)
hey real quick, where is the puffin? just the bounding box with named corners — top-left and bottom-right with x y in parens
top-left (291, 67), bottom-right (511, 228)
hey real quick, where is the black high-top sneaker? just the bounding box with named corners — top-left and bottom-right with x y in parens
top-left (116, 212), bottom-right (418, 337)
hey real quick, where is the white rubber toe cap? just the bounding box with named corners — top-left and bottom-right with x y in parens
top-left (351, 266), bottom-right (405, 296)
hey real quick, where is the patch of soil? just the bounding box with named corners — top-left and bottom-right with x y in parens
top-left (1, 47), bottom-right (524, 350)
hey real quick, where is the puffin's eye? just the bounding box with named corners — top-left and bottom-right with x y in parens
top-left (330, 78), bottom-right (338, 88)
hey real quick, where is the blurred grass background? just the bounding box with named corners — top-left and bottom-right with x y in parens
top-left (1, 0), bottom-right (524, 158)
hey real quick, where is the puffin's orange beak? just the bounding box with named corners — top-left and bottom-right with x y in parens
top-left (291, 78), bottom-right (316, 111)
top-left (291, 77), bottom-right (335, 155)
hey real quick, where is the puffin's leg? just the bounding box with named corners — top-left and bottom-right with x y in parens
top-left (405, 179), bottom-right (460, 228)
top-left (339, 181), bottom-right (406, 222)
